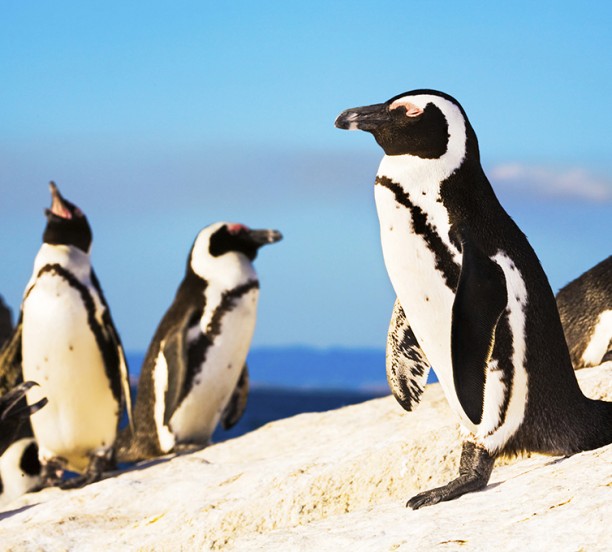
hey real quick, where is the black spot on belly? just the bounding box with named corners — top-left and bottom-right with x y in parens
top-left (376, 176), bottom-right (460, 289)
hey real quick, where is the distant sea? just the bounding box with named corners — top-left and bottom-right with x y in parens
top-left (124, 347), bottom-right (438, 443)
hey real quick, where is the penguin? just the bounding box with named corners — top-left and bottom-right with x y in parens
top-left (0, 381), bottom-right (46, 456)
top-left (556, 255), bottom-right (611, 368)
top-left (335, 89), bottom-right (612, 509)
top-left (119, 222), bottom-right (282, 461)
top-left (17, 181), bottom-right (132, 489)
top-left (0, 437), bottom-right (41, 507)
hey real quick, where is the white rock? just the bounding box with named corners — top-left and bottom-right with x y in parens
top-left (0, 363), bottom-right (610, 551)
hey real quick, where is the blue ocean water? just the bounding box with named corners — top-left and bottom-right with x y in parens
top-left (125, 347), bottom-right (438, 442)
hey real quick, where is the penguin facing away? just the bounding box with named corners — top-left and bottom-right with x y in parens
top-left (18, 182), bottom-right (132, 489)
top-left (556, 255), bottom-right (612, 368)
top-left (335, 90), bottom-right (612, 509)
top-left (0, 437), bottom-right (41, 507)
top-left (120, 222), bottom-right (282, 461)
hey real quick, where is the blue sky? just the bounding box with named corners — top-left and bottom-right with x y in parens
top-left (1, 1), bottom-right (610, 351)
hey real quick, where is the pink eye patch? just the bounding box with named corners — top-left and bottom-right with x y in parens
top-left (227, 223), bottom-right (249, 235)
top-left (389, 100), bottom-right (424, 118)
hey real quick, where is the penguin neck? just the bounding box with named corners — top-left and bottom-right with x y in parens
top-left (191, 252), bottom-right (258, 293)
top-left (32, 243), bottom-right (91, 281)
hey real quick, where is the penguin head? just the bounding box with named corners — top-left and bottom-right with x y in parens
top-left (189, 222), bottom-right (282, 281)
top-left (43, 182), bottom-right (93, 253)
top-left (335, 89), bottom-right (478, 160)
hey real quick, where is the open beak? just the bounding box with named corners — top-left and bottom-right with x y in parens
top-left (46, 181), bottom-right (72, 220)
top-left (334, 103), bottom-right (390, 131)
top-left (0, 381), bottom-right (48, 422)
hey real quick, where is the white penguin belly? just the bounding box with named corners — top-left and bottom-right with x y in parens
top-left (375, 186), bottom-right (474, 429)
top-left (169, 289), bottom-right (258, 444)
top-left (21, 275), bottom-right (118, 472)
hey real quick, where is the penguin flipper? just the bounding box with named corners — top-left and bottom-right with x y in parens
top-left (90, 270), bottom-right (133, 430)
top-left (386, 299), bottom-right (431, 412)
top-left (161, 305), bottom-right (203, 425)
top-left (221, 364), bottom-right (249, 430)
top-left (451, 226), bottom-right (508, 425)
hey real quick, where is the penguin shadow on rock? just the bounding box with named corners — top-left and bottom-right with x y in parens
top-left (556, 255), bottom-right (612, 369)
top-left (117, 222), bottom-right (282, 463)
top-left (335, 89), bottom-right (612, 509)
top-left (0, 182), bottom-right (133, 491)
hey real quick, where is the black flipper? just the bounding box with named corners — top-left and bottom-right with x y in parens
top-left (451, 226), bottom-right (508, 425)
top-left (407, 441), bottom-right (495, 509)
top-left (386, 299), bottom-right (431, 412)
top-left (161, 305), bottom-right (203, 426)
top-left (221, 364), bottom-right (249, 430)
top-left (90, 270), bottom-right (133, 430)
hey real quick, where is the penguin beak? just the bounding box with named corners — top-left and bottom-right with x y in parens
top-left (246, 229), bottom-right (283, 248)
top-left (334, 103), bottom-right (390, 131)
top-left (0, 381), bottom-right (48, 422)
top-left (46, 181), bottom-right (73, 220)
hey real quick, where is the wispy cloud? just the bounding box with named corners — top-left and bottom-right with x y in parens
top-left (489, 163), bottom-right (612, 202)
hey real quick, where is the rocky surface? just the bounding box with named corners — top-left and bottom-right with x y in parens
top-left (0, 363), bottom-right (610, 551)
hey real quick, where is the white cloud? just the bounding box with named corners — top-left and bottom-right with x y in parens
top-left (489, 163), bottom-right (612, 202)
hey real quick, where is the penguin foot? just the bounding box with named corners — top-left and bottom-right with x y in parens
top-left (59, 470), bottom-right (103, 490)
top-left (173, 441), bottom-right (207, 455)
top-left (30, 457), bottom-right (66, 491)
top-left (59, 448), bottom-right (113, 490)
top-left (407, 441), bottom-right (495, 510)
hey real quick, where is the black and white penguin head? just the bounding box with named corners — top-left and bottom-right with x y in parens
top-left (335, 89), bottom-right (479, 162)
top-left (42, 181), bottom-right (92, 253)
top-left (0, 438), bottom-right (41, 506)
top-left (189, 222), bottom-right (282, 282)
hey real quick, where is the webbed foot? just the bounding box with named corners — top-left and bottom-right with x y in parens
top-left (407, 441), bottom-right (495, 510)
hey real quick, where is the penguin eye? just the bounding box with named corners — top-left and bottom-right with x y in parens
top-left (389, 100), bottom-right (424, 119)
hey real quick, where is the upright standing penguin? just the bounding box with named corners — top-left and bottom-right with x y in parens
top-left (335, 90), bottom-right (612, 508)
top-left (18, 182), bottom-right (132, 488)
top-left (120, 222), bottom-right (282, 461)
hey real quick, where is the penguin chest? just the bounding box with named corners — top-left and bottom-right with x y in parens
top-left (374, 184), bottom-right (470, 423)
top-left (169, 289), bottom-right (259, 443)
top-left (21, 273), bottom-right (118, 471)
